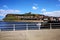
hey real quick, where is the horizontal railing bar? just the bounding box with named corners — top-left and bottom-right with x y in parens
top-left (0, 26), bottom-right (37, 28)
top-left (0, 27), bottom-right (13, 28)
top-left (0, 23), bottom-right (60, 24)
top-left (0, 23), bottom-right (60, 25)
top-left (15, 24), bottom-right (41, 25)
top-left (48, 23), bottom-right (60, 24)
top-left (51, 25), bottom-right (60, 26)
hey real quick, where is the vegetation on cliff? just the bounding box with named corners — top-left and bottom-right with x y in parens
top-left (3, 12), bottom-right (43, 21)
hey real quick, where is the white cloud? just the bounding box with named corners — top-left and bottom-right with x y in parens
top-left (41, 8), bottom-right (60, 17)
top-left (33, 3), bottom-right (38, 6)
top-left (56, 4), bottom-right (60, 7)
top-left (42, 11), bottom-right (60, 17)
top-left (0, 9), bottom-right (21, 17)
top-left (15, 10), bottom-right (20, 12)
top-left (32, 3), bottom-right (38, 10)
top-left (56, 0), bottom-right (60, 6)
top-left (32, 6), bottom-right (38, 10)
top-left (58, 0), bottom-right (60, 1)
top-left (3, 5), bottom-right (8, 8)
top-left (41, 8), bottom-right (46, 13)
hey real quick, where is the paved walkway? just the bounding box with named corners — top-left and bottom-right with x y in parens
top-left (0, 29), bottom-right (60, 40)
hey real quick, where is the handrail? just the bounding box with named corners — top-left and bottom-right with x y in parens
top-left (48, 23), bottom-right (60, 24)
top-left (0, 24), bottom-right (41, 31)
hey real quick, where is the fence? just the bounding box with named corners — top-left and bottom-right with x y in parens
top-left (49, 23), bottom-right (60, 29)
top-left (0, 23), bottom-right (60, 31)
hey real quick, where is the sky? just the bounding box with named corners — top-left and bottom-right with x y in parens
top-left (0, 0), bottom-right (60, 20)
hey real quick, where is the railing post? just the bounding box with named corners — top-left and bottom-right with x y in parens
top-left (50, 23), bottom-right (52, 29)
top-left (39, 24), bottom-right (40, 30)
top-left (38, 23), bottom-right (41, 30)
top-left (0, 28), bottom-right (1, 31)
top-left (26, 24), bottom-right (28, 30)
top-left (13, 24), bottom-right (15, 31)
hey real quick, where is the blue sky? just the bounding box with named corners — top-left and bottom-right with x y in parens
top-left (0, 0), bottom-right (60, 19)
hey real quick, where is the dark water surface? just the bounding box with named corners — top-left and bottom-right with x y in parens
top-left (0, 21), bottom-right (41, 31)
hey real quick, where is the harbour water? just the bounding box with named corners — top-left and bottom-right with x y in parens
top-left (0, 21), bottom-right (41, 31)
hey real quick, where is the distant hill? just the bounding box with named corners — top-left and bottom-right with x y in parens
top-left (3, 12), bottom-right (60, 22)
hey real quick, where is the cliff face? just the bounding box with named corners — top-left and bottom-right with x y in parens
top-left (3, 14), bottom-right (18, 21)
top-left (3, 13), bottom-right (45, 21)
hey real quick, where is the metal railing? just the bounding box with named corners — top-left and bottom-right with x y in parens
top-left (0, 24), bottom-right (41, 31)
top-left (49, 23), bottom-right (60, 29)
top-left (0, 23), bottom-right (60, 31)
